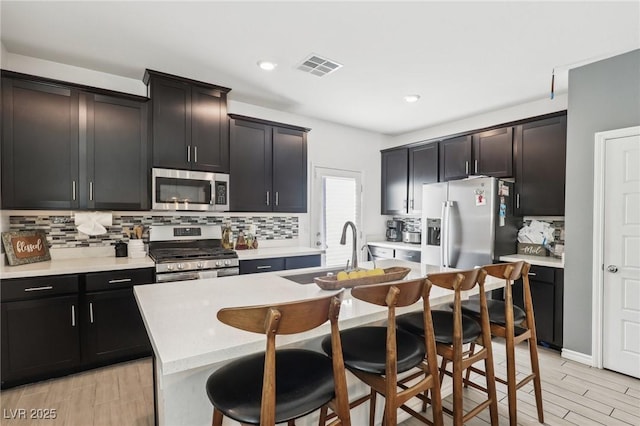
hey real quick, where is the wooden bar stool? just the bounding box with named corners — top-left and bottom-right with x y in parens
top-left (205, 291), bottom-right (351, 426)
top-left (459, 261), bottom-right (543, 426)
top-left (397, 269), bottom-right (499, 425)
top-left (320, 278), bottom-right (443, 426)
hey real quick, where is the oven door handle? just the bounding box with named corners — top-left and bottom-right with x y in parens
top-left (156, 271), bottom-right (201, 283)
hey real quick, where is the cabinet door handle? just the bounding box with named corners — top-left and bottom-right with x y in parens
top-left (24, 286), bottom-right (53, 292)
top-left (275, 191), bottom-right (279, 206)
top-left (410, 199), bottom-right (414, 210)
top-left (516, 193), bottom-right (520, 209)
top-left (89, 302), bottom-right (94, 323)
top-left (475, 160), bottom-right (478, 174)
top-left (465, 161), bottom-right (469, 175)
top-left (72, 181), bottom-right (76, 201)
top-left (71, 305), bottom-right (76, 327)
top-left (528, 272), bottom-right (537, 276)
top-left (108, 278), bottom-right (132, 284)
top-left (194, 146), bottom-right (198, 163)
top-left (89, 181), bottom-right (93, 201)
top-left (266, 191), bottom-right (270, 206)
top-left (187, 145), bottom-right (191, 162)
top-left (403, 199), bottom-right (407, 209)
top-left (257, 265), bottom-right (272, 270)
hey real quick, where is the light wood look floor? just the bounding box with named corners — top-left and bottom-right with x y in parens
top-left (1, 340), bottom-right (639, 425)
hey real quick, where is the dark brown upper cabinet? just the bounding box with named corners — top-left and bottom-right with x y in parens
top-left (472, 127), bottom-right (513, 177)
top-left (144, 70), bottom-right (231, 173)
top-left (439, 135), bottom-right (472, 181)
top-left (1, 72), bottom-right (149, 210)
top-left (381, 143), bottom-right (439, 215)
top-left (515, 115), bottom-right (567, 216)
top-left (82, 93), bottom-right (149, 210)
top-left (2, 77), bottom-right (80, 209)
top-left (381, 148), bottom-right (409, 215)
top-left (408, 143), bottom-right (439, 215)
top-left (229, 115), bottom-right (309, 213)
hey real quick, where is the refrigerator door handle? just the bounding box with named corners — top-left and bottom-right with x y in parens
top-left (446, 201), bottom-right (455, 268)
top-left (440, 201), bottom-right (447, 267)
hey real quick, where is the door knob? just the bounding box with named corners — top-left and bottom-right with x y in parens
top-left (607, 265), bottom-right (618, 273)
top-left (316, 241), bottom-right (322, 247)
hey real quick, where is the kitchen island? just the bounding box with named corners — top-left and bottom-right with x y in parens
top-left (134, 259), bottom-right (505, 426)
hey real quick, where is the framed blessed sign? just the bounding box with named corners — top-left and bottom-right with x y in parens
top-left (1, 230), bottom-right (51, 266)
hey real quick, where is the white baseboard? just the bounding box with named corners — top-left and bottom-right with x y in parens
top-left (561, 348), bottom-right (593, 366)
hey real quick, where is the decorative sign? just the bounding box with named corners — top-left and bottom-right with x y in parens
top-left (1, 230), bottom-right (51, 266)
top-left (517, 243), bottom-right (548, 257)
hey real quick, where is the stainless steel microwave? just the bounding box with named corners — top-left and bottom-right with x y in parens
top-left (152, 168), bottom-right (229, 211)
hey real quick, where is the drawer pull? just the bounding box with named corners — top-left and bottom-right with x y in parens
top-left (256, 265), bottom-right (272, 270)
top-left (528, 273), bottom-right (537, 276)
top-left (24, 286), bottom-right (53, 292)
top-left (108, 278), bottom-right (132, 284)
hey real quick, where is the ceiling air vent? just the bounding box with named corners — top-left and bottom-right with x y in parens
top-left (297, 54), bottom-right (343, 77)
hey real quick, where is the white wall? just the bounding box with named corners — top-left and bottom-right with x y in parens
top-left (0, 52), bottom-right (388, 247)
top-left (384, 95), bottom-right (568, 148)
top-left (2, 51), bottom-right (147, 96)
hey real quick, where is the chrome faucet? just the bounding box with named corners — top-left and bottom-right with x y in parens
top-left (340, 221), bottom-right (358, 270)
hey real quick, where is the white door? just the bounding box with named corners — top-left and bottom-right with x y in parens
top-left (603, 129), bottom-right (640, 378)
top-left (311, 166), bottom-right (362, 267)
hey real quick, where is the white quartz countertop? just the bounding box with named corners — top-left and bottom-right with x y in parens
top-left (367, 241), bottom-right (422, 251)
top-left (499, 254), bottom-right (564, 269)
top-left (134, 259), bottom-right (504, 376)
top-left (235, 246), bottom-right (323, 260)
top-left (0, 256), bottom-right (155, 279)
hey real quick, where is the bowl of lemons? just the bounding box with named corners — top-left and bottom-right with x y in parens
top-left (314, 266), bottom-right (411, 290)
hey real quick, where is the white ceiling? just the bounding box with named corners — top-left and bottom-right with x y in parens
top-left (1, 1), bottom-right (639, 135)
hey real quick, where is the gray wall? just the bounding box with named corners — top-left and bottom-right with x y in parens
top-left (564, 49), bottom-right (640, 355)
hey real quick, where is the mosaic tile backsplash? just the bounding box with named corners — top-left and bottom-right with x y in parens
top-left (8, 214), bottom-right (299, 249)
top-left (393, 216), bottom-right (565, 245)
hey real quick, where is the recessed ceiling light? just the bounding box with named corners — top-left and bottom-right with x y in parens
top-left (404, 94), bottom-right (421, 103)
top-left (257, 60), bottom-right (277, 71)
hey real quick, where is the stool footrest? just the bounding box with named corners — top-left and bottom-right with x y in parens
top-left (463, 399), bottom-right (493, 423)
top-left (515, 373), bottom-right (536, 390)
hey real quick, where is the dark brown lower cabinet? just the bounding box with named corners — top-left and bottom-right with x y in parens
top-left (82, 288), bottom-right (151, 367)
top-left (1, 295), bottom-right (80, 387)
top-left (240, 254), bottom-right (321, 275)
top-left (1, 268), bottom-right (154, 388)
top-left (512, 265), bottom-right (564, 349)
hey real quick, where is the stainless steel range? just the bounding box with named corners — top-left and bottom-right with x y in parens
top-left (148, 225), bottom-right (239, 283)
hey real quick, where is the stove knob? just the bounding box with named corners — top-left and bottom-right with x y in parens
top-left (216, 260), bottom-right (223, 267)
top-left (167, 264), bottom-right (174, 271)
top-left (224, 260), bottom-right (231, 266)
top-left (177, 263), bottom-right (184, 270)
top-left (197, 262), bottom-right (204, 269)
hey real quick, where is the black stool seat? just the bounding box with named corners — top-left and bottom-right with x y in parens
top-left (459, 299), bottom-right (527, 326)
top-left (206, 349), bottom-right (335, 424)
top-left (322, 326), bottom-right (425, 375)
top-left (398, 310), bottom-right (482, 345)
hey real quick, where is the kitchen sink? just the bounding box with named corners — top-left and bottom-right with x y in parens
top-left (280, 267), bottom-right (345, 284)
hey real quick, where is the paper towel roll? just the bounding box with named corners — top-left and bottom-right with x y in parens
top-left (75, 212), bottom-right (113, 236)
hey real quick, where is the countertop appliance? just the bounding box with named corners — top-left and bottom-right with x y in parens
top-left (402, 231), bottom-right (421, 244)
top-left (420, 177), bottom-right (519, 269)
top-left (148, 224), bottom-right (239, 283)
top-left (386, 220), bottom-right (403, 242)
top-left (152, 168), bottom-right (229, 212)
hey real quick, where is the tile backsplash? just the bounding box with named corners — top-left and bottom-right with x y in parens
top-left (392, 216), bottom-right (565, 250)
top-left (392, 216), bottom-right (421, 232)
top-left (7, 213), bottom-right (299, 249)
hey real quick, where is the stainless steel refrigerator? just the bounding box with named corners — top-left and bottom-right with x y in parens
top-left (420, 177), bottom-right (519, 269)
